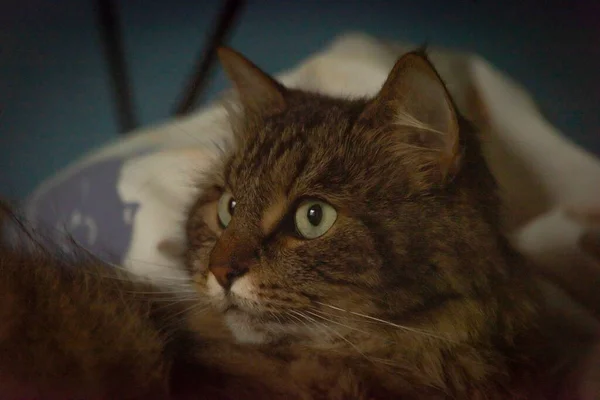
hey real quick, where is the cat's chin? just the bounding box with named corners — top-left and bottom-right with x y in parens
top-left (206, 273), bottom-right (314, 344)
top-left (223, 309), bottom-right (271, 344)
top-left (223, 308), bottom-right (313, 345)
top-left (205, 274), bottom-right (276, 344)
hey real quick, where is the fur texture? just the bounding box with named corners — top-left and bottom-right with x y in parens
top-left (0, 47), bottom-right (599, 399)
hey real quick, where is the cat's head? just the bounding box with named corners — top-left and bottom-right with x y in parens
top-left (186, 48), bottom-right (510, 348)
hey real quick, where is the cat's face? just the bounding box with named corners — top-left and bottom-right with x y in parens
top-left (186, 48), bottom-right (504, 346)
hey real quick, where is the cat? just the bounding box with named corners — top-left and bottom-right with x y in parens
top-left (1, 47), bottom-right (599, 399)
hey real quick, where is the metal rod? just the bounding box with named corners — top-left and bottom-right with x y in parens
top-left (173, 0), bottom-right (245, 116)
top-left (96, 0), bottom-right (138, 133)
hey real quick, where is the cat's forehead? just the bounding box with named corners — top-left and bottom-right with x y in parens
top-left (226, 95), bottom-right (370, 202)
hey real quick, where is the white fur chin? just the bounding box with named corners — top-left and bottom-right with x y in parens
top-left (224, 311), bottom-right (268, 344)
top-left (206, 273), bottom-right (268, 344)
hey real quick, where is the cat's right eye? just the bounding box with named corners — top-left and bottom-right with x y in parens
top-left (294, 200), bottom-right (337, 239)
top-left (217, 192), bottom-right (236, 228)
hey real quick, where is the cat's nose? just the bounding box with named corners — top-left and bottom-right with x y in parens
top-left (208, 224), bottom-right (257, 290)
top-left (209, 261), bottom-right (249, 290)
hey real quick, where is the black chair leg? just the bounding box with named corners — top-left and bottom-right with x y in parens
top-left (96, 0), bottom-right (138, 134)
top-left (173, 0), bottom-right (246, 116)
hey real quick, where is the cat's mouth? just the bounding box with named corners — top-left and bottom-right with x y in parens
top-left (223, 291), bottom-right (264, 317)
top-left (207, 272), bottom-right (263, 314)
top-left (222, 302), bottom-right (256, 317)
top-left (206, 273), bottom-right (305, 343)
top-left (217, 293), bottom-right (281, 344)
top-left (223, 304), bottom-right (239, 313)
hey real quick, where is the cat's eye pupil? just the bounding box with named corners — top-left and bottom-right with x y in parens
top-left (228, 198), bottom-right (237, 215)
top-left (294, 200), bottom-right (336, 239)
top-left (306, 204), bottom-right (323, 226)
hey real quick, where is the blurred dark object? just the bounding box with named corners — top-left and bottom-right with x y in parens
top-left (173, 0), bottom-right (245, 116)
top-left (95, 0), bottom-right (244, 133)
top-left (96, 0), bottom-right (138, 134)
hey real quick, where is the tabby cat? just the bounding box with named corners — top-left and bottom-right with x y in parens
top-left (0, 47), bottom-right (598, 399)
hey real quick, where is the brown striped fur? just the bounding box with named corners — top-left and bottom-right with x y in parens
top-left (0, 47), bottom-right (598, 399)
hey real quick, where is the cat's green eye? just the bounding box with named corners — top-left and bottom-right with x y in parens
top-left (294, 200), bottom-right (337, 239)
top-left (217, 192), bottom-right (236, 228)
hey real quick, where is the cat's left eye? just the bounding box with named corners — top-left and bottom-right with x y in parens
top-left (294, 200), bottom-right (337, 239)
top-left (217, 191), bottom-right (236, 228)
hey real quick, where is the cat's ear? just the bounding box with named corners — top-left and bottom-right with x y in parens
top-left (217, 47), bottom-right (286, 114)
top-left (360, 51), bottom-right (461, 182)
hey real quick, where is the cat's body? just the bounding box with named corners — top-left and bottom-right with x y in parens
top-left (1, 207), bottom-right (597, 399)
top-left (1, 48), bottom-right (599, 399)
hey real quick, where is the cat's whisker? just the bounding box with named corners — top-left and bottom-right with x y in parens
top-left (122, 288), bottom-right (197, 295)
top-left (133, 296), bottom-right (199, 306)
top-left (315, 302), bottom-right (456, 343)
top-left (152, 301), bottom-right (197, 314)
top-left (306, 306), bottom-right (378, 324)
top-left (126, 270), bottom-right (193, 281)
top-left (108, 265), bottom-right (192, 286)
top-left (79, 270), bottom-right (139, 283)
top-left (305, 310), bottom-right (400, 360)
top-left (94, 276), bottom-right (193, 295)
top-left (284, 311), bottom-right (312, 332)
top-left (186, 304), bottom-right (212, 319)
top-left (303, 309), bottom-right (372, 336)
top-left (291, 310), bottom-right (396, 369)
top-left (272, 311), bottom-right (284, 324)
top-left (266, 311), bottom-right (287, 329)
top-left (125, 288), bottom-right (197, 298)
top-left (145, 296), bottom-right (200, 304)
top-left (162, 307), bottom-right (212, 333)
top-left (287, 310), bottom-right (334, 340)
top-left (84, 273), bottom-right (179, 292)
top-left (151, 298), bottom-right (206, 316)
top-left (122, 257), bottom-right (193, 274)
top-left (141, 279), bottom-right (195, 288)
top-left (308, 307), bottom-right (412, 339)
top-left (161, 301), bottom-right (210, 328)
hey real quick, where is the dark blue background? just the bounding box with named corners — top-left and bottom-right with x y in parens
top-left (1, 0), bottom-right (599, 200)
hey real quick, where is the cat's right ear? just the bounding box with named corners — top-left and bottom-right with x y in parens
top-left (359, 51), bottom-right (461, 183)
top-left (217, 47), bottom-right (286, 114)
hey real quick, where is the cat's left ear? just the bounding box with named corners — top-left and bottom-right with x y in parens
top-left (360, 51), bottom-right (461, 182)
top-left (218, 47), bottom-right (287, 114)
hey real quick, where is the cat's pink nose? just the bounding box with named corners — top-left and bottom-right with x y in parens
top-left (209, 262), bottom-right (249, 290)
top-left (208, 224), bottom-right (257, 290)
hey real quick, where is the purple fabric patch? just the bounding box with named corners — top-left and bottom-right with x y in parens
top-left (26, 156), bottom-right (144, 264)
